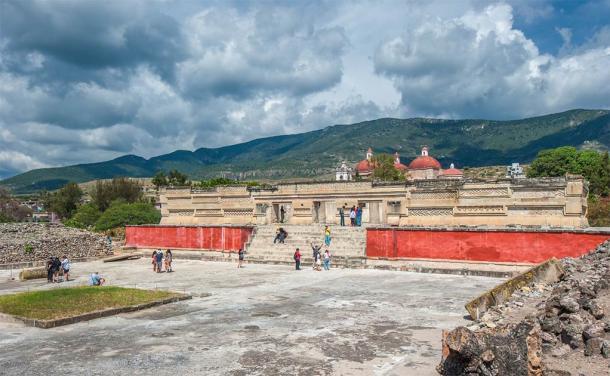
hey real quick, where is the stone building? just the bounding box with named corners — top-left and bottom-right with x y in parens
top-left (159, 175), bottom-right (590, 228)
top-left (335, 161), bottom-right (353, 181)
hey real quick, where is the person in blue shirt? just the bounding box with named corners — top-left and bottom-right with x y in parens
top-left (89, 272), bottom-right (105, 286)
top-left (155, 250), bottom-right (164, 273)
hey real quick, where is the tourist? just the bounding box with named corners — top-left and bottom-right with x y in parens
top-left (323, 249), bottom-right (331, 270)
top-left (350, 206), bottom-right (356, 226)
top-left (293, 248), bottom-right (301, 270)
top-left (61, 256), bottom-right (71, 282)
top-left (155, 250), bottom-right (164, 273)
top-left (238, 248), bottom-right (245, 268)
top-left (339, 206), bottom-right (345, 226)
top-left (52, 256), bottom-right (61, 283)
top-left (315, 249), bottom-right (322, 271)
top-left (324, 226), bottom-right (331, 246)
top-left (274, 227), bottom-right (287, 244)
top-left (356, 206), bottom-right (362, 226)
top-left (89, 272), bottom-right (105, 286)
top-left (311, 242), bottom-right (322, 269)
top-left (165, 250), bottom-right (173, 272)
top-left (46, 257), bottom-right (54, 283)
top-left (152, 251), bottom-right (158, 272)
top-left (280, 205), bottom-right (285, 223)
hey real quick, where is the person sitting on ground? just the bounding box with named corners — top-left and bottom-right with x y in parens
top-left (165, 250), bottom-right (173, 272)
top-left (61, 256), bottom-right (71, 282)
top-left (89, 272), bottom-right (105, 286)
top-left (155, 250), bottom-right (164, 273)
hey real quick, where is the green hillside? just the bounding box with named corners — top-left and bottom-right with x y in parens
top-left (2, 109), bottom-right (609, 193)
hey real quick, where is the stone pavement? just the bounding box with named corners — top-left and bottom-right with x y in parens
top-left (0, 259), bottom-right (502, 375)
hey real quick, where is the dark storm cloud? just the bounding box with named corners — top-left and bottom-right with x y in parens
top-left (0, 0), bottom-right (187, 73)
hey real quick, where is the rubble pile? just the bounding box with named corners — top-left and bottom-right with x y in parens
top-left (438, 240), bottom-right (610, 375)
top-left (0, 223), bottom-right (112, 264)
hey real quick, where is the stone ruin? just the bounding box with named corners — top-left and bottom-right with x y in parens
top-left (437, 240), bottom-right (610, 375)
top-left (0, 223), bottom-right (112, 265)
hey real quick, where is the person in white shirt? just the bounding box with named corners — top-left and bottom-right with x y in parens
top-left (61, 256), bottom-right (71, 282)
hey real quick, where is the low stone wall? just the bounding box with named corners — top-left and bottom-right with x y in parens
top-left (0, 223), bottom-right (112, 265)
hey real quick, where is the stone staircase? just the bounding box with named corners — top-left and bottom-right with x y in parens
top-left (244, 225), bottom-right (367, 268)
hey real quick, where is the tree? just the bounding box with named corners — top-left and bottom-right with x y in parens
top-left (49, 182), bottom-right (83, 219)
top-left (151, 171), bottom-right (168, 188)
top-left (528, 147), bottom-right (610, 196)
top-left (0, 188), bottom-right (32, 222)
top-left (372, 154), bottom-right (404, 181)
top-left (94, 201), bottom-right (161, 231)
top-left (90, 178), bottom-right (143, 211)
top-left (64, 203), bottom-right (101, 229)
top-left (167, 170), bottom-right (189, 186)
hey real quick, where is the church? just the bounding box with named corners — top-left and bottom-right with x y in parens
top-left (351, 146), bottom-right (463, 181)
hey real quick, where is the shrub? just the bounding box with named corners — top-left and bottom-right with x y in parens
top-left (64, 204), bottom-right (102, 229)
top-left (94, 201), bottom-right (161, 232)
top-left (588, 196), bottom-right (610, 227)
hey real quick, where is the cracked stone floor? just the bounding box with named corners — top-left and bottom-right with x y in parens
top-left (0, 259), bottom-right (502, 375)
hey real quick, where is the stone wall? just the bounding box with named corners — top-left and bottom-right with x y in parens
top-left (0, 223), bottom-right (112, 265)
top-left (158, 176), bottom-right (589, 228)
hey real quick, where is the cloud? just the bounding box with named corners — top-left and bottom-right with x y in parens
top-left (374, 3), bottom-right (610, 119)
top-left (0, 0), bottom-right (609, 180)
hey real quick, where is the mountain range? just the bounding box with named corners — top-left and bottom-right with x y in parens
top-left (2, 109), bottom-right (609, 194)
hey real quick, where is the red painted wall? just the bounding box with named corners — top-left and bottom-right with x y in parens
top-left (125, 226), bottom-right (253, 252)
top-left (366, 229), bottom-right (609, 264)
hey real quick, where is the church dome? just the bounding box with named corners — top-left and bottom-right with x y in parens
top-left (408, 147), bottom-right (441, 170)
top-left (355, 147), bottom-right (375, 173)
top-left (442, 163), bottom-right (463, 176)
top-left (356, 159), bottom-right (373, 172)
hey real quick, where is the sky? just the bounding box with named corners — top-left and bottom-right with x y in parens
top-left (1, 0), bottom-right (610, 179)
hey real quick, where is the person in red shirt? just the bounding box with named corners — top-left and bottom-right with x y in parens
top-left (293, 248), bottom-right (302, 270)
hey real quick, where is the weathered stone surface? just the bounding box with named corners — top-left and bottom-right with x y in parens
top-left (584, 337), bottom-right (603, 356)
top-left (601, 340), bottom-right (610, 359)
top-left (586, 299), bottom-right (604, 319)
top-left (582, 323), bottom-right (605, 340)
top-left (559, 296), bottom-right (580, 314)
top-left (0, 223), bottom-right (112, 264)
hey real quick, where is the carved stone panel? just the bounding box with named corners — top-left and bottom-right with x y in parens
top-left (408, 208), bottom-right (453, 216)
top-left (459, 188), bottom-right (509, 197)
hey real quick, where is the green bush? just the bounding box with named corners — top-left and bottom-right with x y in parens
top-left (64, 203), bottom-right (101, 229)
top-left (94, 201), bottom-right (161, 231)
top-left (588, 196), bottom-right (610, 227)
top-left (23, 243), bottom-right (33, 254)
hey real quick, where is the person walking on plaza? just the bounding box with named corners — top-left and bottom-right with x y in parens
top-left (46, 257), bottom-right (54, 283)
top-left (61, 255), bottom-right (71, 282)
top-left (311, 242), bottom-right (322, 270)
top-left (237, 248), bottom-right (245, 268)
top-left (293, 248), bottom-right (302, 270)
top-left (350, 206), bottom-right (356, 226)
top-left (339, 206), bottom-right (345, 226)
top-left (155, 250), bottom-right (163, 273)
top-left (165, 250), bottom-right (173, 272)
top-left (323, 249), bottom-right (331, 270)
top-left (314, 249), bottom-right (322, 271)
top-left (52, 256), bottom-right (61, 282)
top-left (356, 206), bottom-right (362, 226)
top-left (324, 226), bottom-right (331, 246)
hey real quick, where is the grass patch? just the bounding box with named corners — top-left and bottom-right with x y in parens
top-left (0, 286), bottom-right (180, 321)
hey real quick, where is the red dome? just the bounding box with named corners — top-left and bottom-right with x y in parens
top-left (442, 167), bottom-right (463, 176)
top-left (394, 162), bottom-right (408, 171)
top-left (408, 156), bottom-right (441, 170)
top-left (356, 159), bottom-right (373, 172)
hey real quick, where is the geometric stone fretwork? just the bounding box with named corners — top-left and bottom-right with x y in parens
top-left (410, 191), bottom-right (458, 200)
top-left (168, 209), bottom-right (194, 216)
top-left (511, 189), bottom-right (565, 198)
top-left (455, 206), bottom-right (505, 216)
top-left (223, 208), bottom-right (254, 216)
top-left (459, 188), bottom-right (509, 197)
top-left (408, 208), bottom-right (454, 216)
